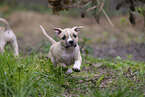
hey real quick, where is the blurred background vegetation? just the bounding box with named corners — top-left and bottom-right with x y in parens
top-left (0, 0), bottom-right (145, 61)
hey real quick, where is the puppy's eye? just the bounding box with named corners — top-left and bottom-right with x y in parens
top-left (73, 33), bottom-right (77, 38)
top-left (62, 35), bottom-right (66, 40)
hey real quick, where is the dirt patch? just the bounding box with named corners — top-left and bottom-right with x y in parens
top-left (92, 42), bottom-right (145, 61)
top-left (4, 11), bottom-right (145, 61)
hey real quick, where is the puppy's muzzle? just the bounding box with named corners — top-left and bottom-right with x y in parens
top-left (69, 40), bottom-right (74, 44)
top-left (65, 40), bottom-right (77, 48)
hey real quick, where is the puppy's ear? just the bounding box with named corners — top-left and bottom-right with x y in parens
top-left (54, 28), bottom-right (62, 35)
top-left (73, 26), bottom-right (84, 33)
top-left (52, 26), bottom-right (62, 35)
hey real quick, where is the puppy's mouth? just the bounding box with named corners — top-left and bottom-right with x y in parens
top-left (65, 44), bottom-right (77, 48)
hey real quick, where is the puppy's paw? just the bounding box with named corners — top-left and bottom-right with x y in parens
top-left (72, 67), bottom-right (81, 72)
top-left (65, 68), bottom-right (73, 75)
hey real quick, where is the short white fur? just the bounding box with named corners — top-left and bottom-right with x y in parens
top-left (39, 25), bottom-right (83, 74)
top-left (67, 30), bottom-right (73, 43)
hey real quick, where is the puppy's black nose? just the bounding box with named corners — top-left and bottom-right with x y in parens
top-left (69, 40), bottom-right (74, 44)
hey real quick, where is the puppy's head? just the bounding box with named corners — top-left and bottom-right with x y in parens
top-left (53, 26), bottom-right (84, 48)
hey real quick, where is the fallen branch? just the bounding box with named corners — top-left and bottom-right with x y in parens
top-left (73, 1), bottom-right (82, 7)
top-left (86, 6), bottom-right (97, 12)
top-left (82, 1), bottom-right (92, 8)
top-left (102, 9), bottom-right (114, 27)
top-left (98, 0), bottom-right (104, 13)
top-left (97, 0), bottom-right (114, 27)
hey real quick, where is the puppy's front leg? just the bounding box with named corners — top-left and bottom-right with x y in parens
top-left (65, 68), bottom-right (73, 75)
top-left (72, 52), bottom-right (82, 72)
top-left (59, 63), bottom-right (73, 75)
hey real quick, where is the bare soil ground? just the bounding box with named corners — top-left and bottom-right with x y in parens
top-left (4, 11), bottom-right (145, 61)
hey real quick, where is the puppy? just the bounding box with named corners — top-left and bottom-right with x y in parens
top-left (39, 25), bottom-right (83, 74)
top-left (0, 18), bottom-right (19, 56)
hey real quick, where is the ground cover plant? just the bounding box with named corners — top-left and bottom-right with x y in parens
top-left (0, 1), bottom-right (145, 97)
top-left (0, 51), bottom-right (145, 97)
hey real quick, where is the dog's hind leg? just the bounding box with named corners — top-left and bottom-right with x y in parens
top-left (11, 39), bottom-right (19, 56)
top-left (0, 41), bottom-right (6, 54)
top-left (49, 52), bottom-right (57, 67)
top-left (50, 57), bottom-right (57, 67)
top-left (59, 63), bottom-right (67, 67)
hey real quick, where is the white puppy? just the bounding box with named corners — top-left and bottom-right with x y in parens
top-left (0, 18), bottom-right (19, 56)
top-left (39, 25), bottom-right (83, 74)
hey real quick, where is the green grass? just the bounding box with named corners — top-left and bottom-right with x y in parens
top-left (0, 52), bottom-right (63, 97)
top-left (0, 51), bottom-right (145, 97)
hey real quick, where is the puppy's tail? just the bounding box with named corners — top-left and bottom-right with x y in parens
top-left (0, 17), bottom-right (11, 30)
top-left (38, 24), bottom-right (56, 45)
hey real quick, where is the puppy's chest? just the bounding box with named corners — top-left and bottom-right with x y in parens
top-left (62, 52), bottom-right (74, 60)
top-left (61, 51), bottom-right (75, 65)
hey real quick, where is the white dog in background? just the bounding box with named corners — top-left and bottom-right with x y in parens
top-left (0, 17), bottom-right (19, 56)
